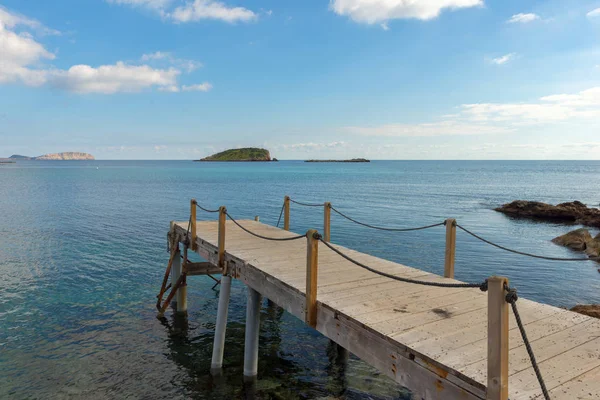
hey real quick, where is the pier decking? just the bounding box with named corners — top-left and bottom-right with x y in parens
top-left (161, 200), bottom-right (600, 400)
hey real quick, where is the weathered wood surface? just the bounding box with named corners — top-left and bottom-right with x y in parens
top-left (171, 220), bottom-right (600, 400)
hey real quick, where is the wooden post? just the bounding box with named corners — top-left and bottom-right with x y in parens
top-left (190, 199), bottom-right (197, 251)
top-left (323, 202), bottom-right (331, 242)
top-left (284, 196), bottom-right (290, 231)
top-left (244, 286), bottom-right (262, 378)
top-left (305, 229), bottom-right (319, 328)
top-left (254, 216), bottom-right (259, 222)
top-left (444, 218), bottom-right (456, 279)
top-left (177, 246), bottom-right (188, 313)
top-left (171, 245), bottom-right (181, 308)
top-left (211, 275), bottom-right (232, 372)
top-left (218, 206), bottom-right (226, 271)
top-left (487, 276), bottom-right (509, 400)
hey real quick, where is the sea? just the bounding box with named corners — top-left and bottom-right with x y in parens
top-left (1, 160), bottom-right (599, 399)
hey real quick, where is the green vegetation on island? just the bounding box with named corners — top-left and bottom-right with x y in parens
top-left (195, 148), bottom-right (275, 162)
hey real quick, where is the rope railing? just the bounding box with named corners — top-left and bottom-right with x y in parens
top-left (505, 286), bottom-right (550, 400)
top-left (226, 211), bottom-right (306, 242)
top-left (289, 198), bottom-right (323, 207)
top-left (456, 224), bottom-right (592, 261)
top-left (318, 233), bottom-right (487, 289)
top-left (192, 199), bottom-right (220, 213)
top-left (330, 205), bottom-right (445, 232)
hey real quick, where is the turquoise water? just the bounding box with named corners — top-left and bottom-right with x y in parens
top-left (1, 160), bottom-right (600, 399)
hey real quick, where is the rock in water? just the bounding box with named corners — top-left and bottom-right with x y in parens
top-left (570, 304), bottom-right (600, 319)
top-left (552, 228), bottom-right (600, 258)
top-left (496, 200), bottom-right (600, 228)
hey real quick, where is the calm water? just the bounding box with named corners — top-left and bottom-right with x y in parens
top-left (1, 160), bottom-right (599, 399)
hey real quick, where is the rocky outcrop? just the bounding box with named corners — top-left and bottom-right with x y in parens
top-left (35, 152), bottom-right (95, 160)
top-left (570, 304), bottom-right (600, 319)
top-left (495, 200), bottom-right (600, 228)
top-left (195, 148), bottom-right (272, 162)
top-left (552, 229), bottom-right (600, 258)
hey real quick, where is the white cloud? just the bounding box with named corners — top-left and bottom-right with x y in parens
top-left (345, 121), bottom-right (511, 137)
top-left (106, 0), bottom-right (172, 10)
top-left (167, 0), bottom-right (257, 23)
top-left (277, 142), bottom-right (348, 151)
top-left (329, 0), bottom-right (482, 24)
top-left (345, 87), bottom-right (600, 136)
top-left (50, 62), bottom-right (180, 94)
top-left (490, 53), bottom-right (516, 65)
top-left (380, 22), bottom-right (390, 31)
top-left (182, 82), bottom-right (212, 91)
top-left (587, 8), bottom-right (600, 18)
top-left (507, 13), bottom-right (539, 23)
top-left (140, 51), bottom-right (203, 72)
top-left (0, 8), bottom-right (212, 94)
top-left (0, 6), bottom-right (60, 35)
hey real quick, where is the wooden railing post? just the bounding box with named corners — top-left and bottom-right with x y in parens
top-left (487, 276), bottom-right (509, 400)
top-left (218, 206), bottom-right (226, 272)
top-left (284, 196), bottom-right (290, 231)
top-left (254, 216), bottom-right (259, 222)
top-left (190, 199), bottom-right (197, 250)
top-left (305, 229), bottom-right (319, 328)
top-left (323, 202), bottom-right (331, 242)
top-left (444, 218), bottom-right (456, 278)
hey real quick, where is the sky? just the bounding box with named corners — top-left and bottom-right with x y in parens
top-left (1, 0), bottom-right (600, 160)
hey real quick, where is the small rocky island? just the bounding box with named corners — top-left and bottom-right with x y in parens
top-left (195, 148), bottom-right (275, 162)
top-left (495, 200), bottom-right (600, 228)
top-left (305, 158), bottom-right (370, 163)
top-left (8, 152), bottom-right (95, 160)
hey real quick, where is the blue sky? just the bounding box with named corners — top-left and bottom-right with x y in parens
top-left (1, 0), bottom-right (600, 159)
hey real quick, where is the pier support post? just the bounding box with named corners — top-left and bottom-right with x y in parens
top-left (324, 202), bottom-right (331, 242)
top-left (284, 196), bottom-right (290, 231)
top-left (218, 206), bottom-right (226, 271)
top-left (170, 245), bottom-right (181, 308)
top-left (306, 229), bottom-right (319, 328)
top-left (244, 286), bottom-right (262, 379)
top-left (444, 218), bottom-right (456, 279)
top-left (487, 276), bottom-right (509, 400)
top-left (254, 216), bottom-right (259, 222)
top-left (190, 199), bottom-right (197, 250)
top-left (211, 275), bottom-right (232, 372)
top-left (177, 247), bottom-right (188, 313)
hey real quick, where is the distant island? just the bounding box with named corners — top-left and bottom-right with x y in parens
top-left (195, 148), bottom-right (276, 162)
top-left (305, 158), bottom-right (370, 163)
top-left (8, 152), bottom-right (95, 161)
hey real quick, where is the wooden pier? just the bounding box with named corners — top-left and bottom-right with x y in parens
top-left (158, 198), bottom-right (600, 400)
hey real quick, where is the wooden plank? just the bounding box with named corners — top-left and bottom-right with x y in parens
top-left (540, 364), bottom-right (600, 399)
top-left (324, 202), bottom-right (331, 242)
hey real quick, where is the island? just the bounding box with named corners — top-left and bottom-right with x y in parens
top-left (194, 148), bottom-right (275, 162)
top-left (7, 152), bottom-right (95, 160)
top-left (305, 158), bottom-right (370, 163)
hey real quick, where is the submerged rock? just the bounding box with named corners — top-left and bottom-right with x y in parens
top-left (496, 200), bottom-right (600, 228)
top-left (552, 228), bottom-right (600, 258)
top-left (570, 304), bottom-right (600, 319)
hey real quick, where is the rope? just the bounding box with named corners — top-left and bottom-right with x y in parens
top-left (193, 200), bottom-right (220, 213)
top-left (276, 201), bottom-right (285, 227)
top-left (289, 198), bottom-right (323, 207)
top-left (330, 205), bottom-right (445, 232)
top-left (318, 236), bottom-right (487, 289)
top-left (505, 286), bottom-right (550, 400)
top-left (226, 212), bottom-right (307, 241)
top-left (456, 224), bottom-right (591, 261)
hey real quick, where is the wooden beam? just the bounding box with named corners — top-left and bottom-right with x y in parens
top-left (487, 276), bottom-right (509, 400)
top-left (324, 202), bottom-right (331, 242)
top-left (218, 206), bottom-right (226, 271)
top-left (305, 229), bottom-right (319, 328)
top-left (284, 196), bottom-right (290, 231)
top-left (184, 261), bottom-right (222, 276)
top-left (444, 218), bottom-right (456, 279)
top-left (190, 199), bottom-right (197, 251)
